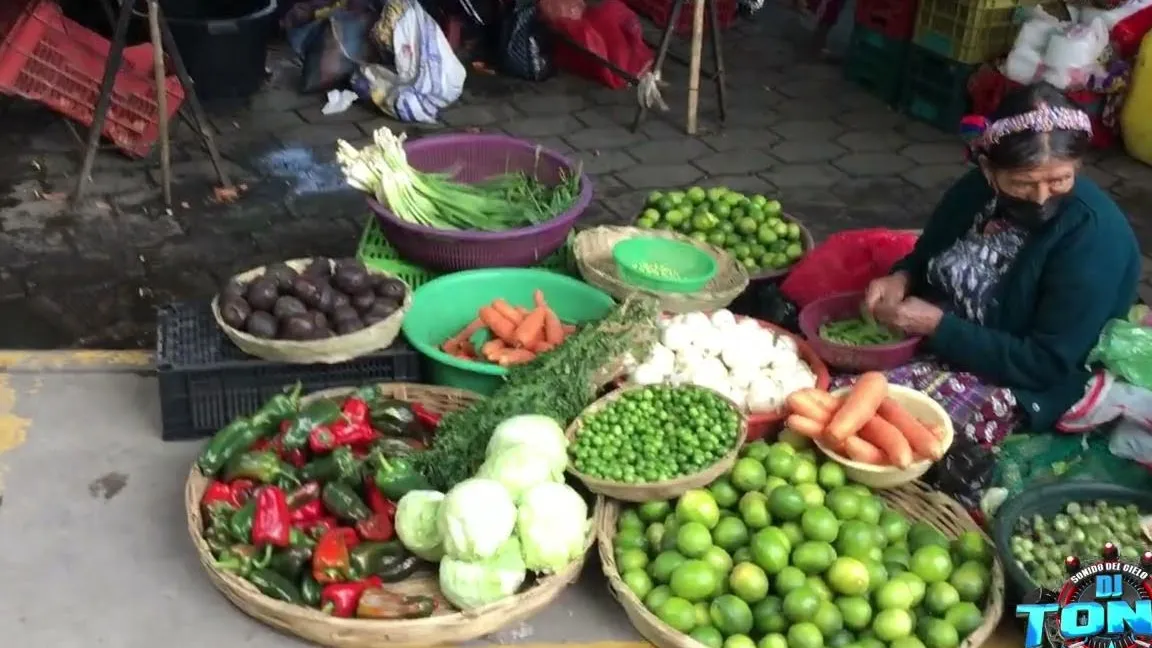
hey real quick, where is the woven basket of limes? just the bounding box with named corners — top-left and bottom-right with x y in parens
top-left (595, 437), bottom-right (1004, 648)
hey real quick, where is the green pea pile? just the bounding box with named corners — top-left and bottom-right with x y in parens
top-left (571, 385), bottom-right (742, 483)
top-left (633, 262), bottom-right (683, 280)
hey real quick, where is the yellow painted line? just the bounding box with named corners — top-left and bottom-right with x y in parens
top-left (0, 374), bottom-right (31, 493)
top-left (0, 350), bottom-right (153, 372)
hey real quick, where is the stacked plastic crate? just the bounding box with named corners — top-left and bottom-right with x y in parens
top-left (899, 0), bottom-right (1060, 131)
top-left (844, 0), bottom-right (920, 106)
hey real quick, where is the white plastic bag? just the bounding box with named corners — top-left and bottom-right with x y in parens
top-left (1041, 17), bottom-right (1109, 90)
top-left (1013, 9), bottom-right (1062, 52)
top-left (1004, 46), bottom-right (1045, 85)
top-left (357, 0), bottom-right (465, 123)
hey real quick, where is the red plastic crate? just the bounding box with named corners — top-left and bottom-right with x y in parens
top-left (855, 0), bottom-right (919, 40)
top-left (0, 0), bottom-right (184, 158)
top-left (626, 0), bottom-right (737, 35)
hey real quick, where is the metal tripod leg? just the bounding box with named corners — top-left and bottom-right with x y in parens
top-left (708, 0), bottom-right (728, 122)
top-left (630, 0), bottom-right (687, 133)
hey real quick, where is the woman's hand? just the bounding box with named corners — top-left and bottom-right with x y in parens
top-left (875, 297), bottom-right (944, 337)
top-left (864, 272), bottom-right (910, 315)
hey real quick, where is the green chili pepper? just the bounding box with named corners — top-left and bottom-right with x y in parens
top-left (300, 573), bottom-right (323, 607)
top-left (197, 385), bottom-right (302, 476)
top-left (229, 498), bottom-right (257, 543)
top-left (214, 544), bottom-right (272, 578)
top-left (281, 399), bottom-right (345, 451)
top-left (267, 545), bottom-right (314, 581)
top-left (249, 383), bottom-right (302, 430)
top-left (248, 567), bottom-right (305, 604)
top-left (366, 398), bottom-right (421, 438)
top-left (290, 528), bottom-right (317, 549)
top-left (299, 447), bottom-right (362, 483)
top-left (375, 554), bottom-right (423, 583)
top-left (321, 482), bottom-right (372, 522)
top-left (372, 453), bottom-right (432, 501)
top-left (349, 541), bottom-right (407, 579)
top-left (223, 451), bottom-right (298, 485)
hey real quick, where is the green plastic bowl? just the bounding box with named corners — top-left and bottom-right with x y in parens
top-left (612, 237), bottom-right (718, 293)
top-left (401, 269), bottom-right (617, 395)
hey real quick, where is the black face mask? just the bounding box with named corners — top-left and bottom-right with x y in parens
top-left (994, 192), bottom-right (1063, 229)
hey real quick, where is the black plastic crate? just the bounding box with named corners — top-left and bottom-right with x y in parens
top-left (156, 301), bottom-right (423, 441)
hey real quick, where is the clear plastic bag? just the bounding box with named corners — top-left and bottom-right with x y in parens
top-left (1087, 319), bottom-right (1152, 390)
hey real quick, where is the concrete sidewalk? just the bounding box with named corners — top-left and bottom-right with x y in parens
top-left (0, 356), bottom-right (1026, 647)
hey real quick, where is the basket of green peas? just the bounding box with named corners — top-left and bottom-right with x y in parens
top-left (992, 482), bottom-right (1152, 604)
top-left (566, 383), bottom-right (748, 502)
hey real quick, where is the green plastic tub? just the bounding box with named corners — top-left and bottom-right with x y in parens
top-left (612, 237), bottom-right (717, 293)
top-left (401, 269), bottom-right (617, 395)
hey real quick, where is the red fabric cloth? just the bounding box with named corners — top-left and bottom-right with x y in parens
top-left (548, 0), bottom-right (652, 89)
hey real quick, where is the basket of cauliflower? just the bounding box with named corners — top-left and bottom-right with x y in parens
top-left (624, 309), bottom-right (830, 440)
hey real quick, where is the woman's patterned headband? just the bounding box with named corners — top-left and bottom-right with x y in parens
top-left (961, 106), bottom-right (1093, 153)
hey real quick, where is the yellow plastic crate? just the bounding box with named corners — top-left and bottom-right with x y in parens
top-left (913, 0), bottom-right (1062, 64)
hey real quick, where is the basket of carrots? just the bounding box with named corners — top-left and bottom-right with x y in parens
top-left (783, 373), bottom-right (955, 488)
top-left (400, 268), bottom-right (619, 395)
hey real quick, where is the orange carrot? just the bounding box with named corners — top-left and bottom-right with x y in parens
top-left (878, 398), bottom-right (942, 459)
top-left (478, 307), bottom-right (517, 343)
top-left (857, 415), bottom-right (914, 468)
top-left (481, 339), bottom-right (507, 362)
top-left (458, 341), bottom-right (477, 359)
top-left (928, 424), bottom-right (944, 440)
top-left (842, 436), bottom-right (887, 464)
top-left (562, 324), bottom-right (576, 335)
top-left (805, 389), bottom-right (842, 411)
top-left (441, 339), bottom-right (461, 355)
top-left (543, 308), bottom-right (564, 345)
top-left (531, 340), bottom-right (556, 353)
top-left (448, 317), bottom-right (484, 344)
top-left (787, 389), bottom-right (836, 424)
top-left (534, 289), bottom-right (548, 308)
top-left (491, 300), bottom-right (524, 325)
top-left (786, 414), bottom-right (826, 438)
top-left (513, 307), bottom-right (548, 348)
top-left (516, 306), bottom-right (530, 317)
top-left (825, 372), bottom-right (889, 441)
top-left (497, 349), bottom-right (536, 366)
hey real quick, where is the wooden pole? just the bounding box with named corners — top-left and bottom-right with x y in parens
top-left (147, 0), bottom-right (172, 208)
top-left (685, 0), bottom-right (707, 135)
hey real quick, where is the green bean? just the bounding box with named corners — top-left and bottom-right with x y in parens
top-left (818, 317), bottom-right (904, 346)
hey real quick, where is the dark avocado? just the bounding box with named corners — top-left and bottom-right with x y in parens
top-left (315, 286), bottom-right (336, 313)
top-left (335, 257), bottom-right (366, 272)
top-left (264, 262), bottom-right (298, 291)
top-left (245, 311), bottom-right (278, 338)
top-left (329, 291), bottom-right (351, 312)
top-left (332, 305), bottom-right (360, 323)
top-left (364, 301), bottom-right (398, 321)
top-left (221, 281), bottom-right (246, 302)
top-left (291, 276), bottom-right (323, 308)
top-left (373, 277), bottom-right (407, 301)
top-left (281, 314), bottom-right (317, 340)
top-left (246, 279), bottom-right (280, 312)
top-left (273, 295), bottom-right (308, 320)
top-left (302, 258), bottom-right (332, 279)
top-left (351, 292), bottom-right (377, 313)
top-left (332, 265), bottom-right (370, 295)
top-left (335, 316), bottom-right (365, 336)
top-left (309, 310), bottom-right (329, 332)
top-left (219, 298), bottom-right (251, 329)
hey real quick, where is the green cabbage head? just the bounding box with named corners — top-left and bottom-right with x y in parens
top-left (394, 490), bottom-right (445, 561)
top-left (438, 538), bottom-right (527, 610)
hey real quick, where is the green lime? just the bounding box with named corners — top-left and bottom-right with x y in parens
top-left (883, 545), bottom-right (911, 569)
top-left (618, 509), bottom-right (645, 533)
top-left (910, 546), bottom-right (954, 584)
top-left (924, 582), bottom-right (961, 615)
top-left (827, 630), bottom-right (855, 648)
top-left (763, 199), bottom-right (782, 214)
top-left (921, 619), bottom-right (960, 648)
top-left (780, 522), bottom-right (805, 548)
top-left (623, 568), bottom-right (654, 598)
top-left (878, 510), bottom-right (911, 545)
top-left (873, 609), bottom-right (914, 641)
top-left (753, 596), bottom-right (787, 634)
top-left (762, 476), bottom-right (789, 496)
top-left (738, 492), bottom-right (772, 529)
top-left (691, 231), bottom-right (710, 242)
top-left (693, 212), bottom-right (719, 231)
top-left (730, 562), bottom-right (770, 603)
top-left (893, 638), bottom-right (928, 648)
top-left (786, 243), bottom-right (804, 261)
top-left (661, 518), bottom-right (681, 552)
top-left (757, 225), bottom-right (779, 244)
top-left (616, 528), bottom-right (648, 552)
top-left (703, 545), bottom-right (735, 577)
top-left (750, 528), bottom-right (790, 574)
top-left (646, 522), bottom-right (666, 550)
top-left (741, 441), bottom-right (772, 462)
top-left (711, 594), bottom-right (755, 636)
top-left (891, 572), bottom-right (926, 606)
top-left (733, 547), bottom-right (752, 564)
top-left (765, 448), bottom-right (797, 480)
top-left (709, 477), bottom-right (742, 509)
top-left (943, 602), bottom-right (983, 637)
top-left (636, 217), bottom-right (657, 228)
top-left (687, 187), bottom-right (707, 203)
top-left (908, 523), bottom-right (950, 552)
top-left (696, 602), bottom-right (713, 625)
top-left (678, 489), bottom-right (722, 529)
top-left (952, 531), bottom-right (992, 565)
top-left (874, 580), bottom-right (914, 611)
top-left (758, 632), bottom-right (789, 648)
top-left (790, 459), bottom-right (818, 484)
top-left (644, 584), bottom-right (672, 611)
top-left (731, 458), bottom-right (768, 492)
top-left (788, 622), bottom-right (825, 648)
top-left (856, 497), bottom-right (884, 525)
top-left (778, 428), bottom-right (813, 450)
top-left (801, 506), bottom-right (841, 543)
top-left (775, 566), bottom-right (807, 595)
top-left (768, 485), bottom-right (806, 521)
top-left (677, 522), bottom-right (714, 558)
top-left (691, 626), bottom-right (725, 648)
top-left (817, 462), bottom-right (846, 489)
top-left (796, 483), bottom-right (827, 507)
top-left (725, 635), bottom-right (757, 648)
top-left (807, 575), bottom-right (834, 602)
top-left (714, 517), bottom-right (751, 553)
top-left (639, 500), bottom-right (672, 523)
top-left (671, 559), bottom-right (721, 602)
top-left (646, 191), bottom-right (664, 205)
top-left (836, 520), bottom-right (876, 559)
top-left (618, 548), bottom-right (650, 572)
top-left (714, 203), bottom-right (733, 219)
top-left (665, 209), bottom-right (687, 227)
top-left (737, 218), bottom-right (758, 235)
top-left (787, 223), bottom-right (801, 239)
top-left (827, 557), bottom-right (871, 596)
top-left (837, 596), bottom-right (873, 630)
top-left (708, 231), bottom-right (728, 246)
top-left (659, 596), bottom-right (699, 632)
top-left (783, 586), bottom-right (822, 622)
top-left (949, 561), bottom-right (990, 603)
top-left (865, 560), bottom-right (889, 592)
top-left (792, 540), bottom-right (836, 575)
top-left (650, 551), bottom-right (688, 584)
top-left (814, 600), bottom-right (846, 636)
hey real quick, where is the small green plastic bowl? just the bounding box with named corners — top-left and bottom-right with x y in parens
top-left (612, 237), bottom-right (718, 293)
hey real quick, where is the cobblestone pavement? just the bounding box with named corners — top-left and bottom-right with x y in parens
top-left (1, 6), bottom-right (1151, 349)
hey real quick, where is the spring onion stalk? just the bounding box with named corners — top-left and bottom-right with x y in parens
top-left (337, 127), bottom-right (580, 232)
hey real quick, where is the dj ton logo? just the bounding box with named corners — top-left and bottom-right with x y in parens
top-left (1017, 545), bottom-right (1152, 648)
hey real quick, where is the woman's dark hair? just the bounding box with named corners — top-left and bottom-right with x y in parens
top-left (981, 82), bottom-right (1091, 170)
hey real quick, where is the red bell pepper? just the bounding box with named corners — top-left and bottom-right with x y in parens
top-left (308, 425), bottom-right (336, 453)
top-left (411, 403), bottom-right (441, 430)
top-left (229, 479), bottom-right (257, 503)
top-left (363, 478), bottom-right (397, 518)
top-left (333, 526), bottom-right (361, 549)
top-left (310, 420), bottom-right (375, 453)
top-left (200, 480), bottom-right (244, 515)
top-left (303, 516), bottom-right (339, 539)
top-left (355, 513), bottom-right (395, 542)
top-left (312, 528), bottom-right (354, 583)
top-left (341, 397), bottom-right (370, 425)
top-left (320, 576), bottom-right (382, 617)
top-left (251, 487), bottom-right (291, 547)
top-left (291, 499), bottom-right (326, 525)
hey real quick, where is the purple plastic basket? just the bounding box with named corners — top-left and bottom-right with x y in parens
top-left (798, 291), bottom-right (922, 371)
top-left (366, 134), bottom-right (593, 272)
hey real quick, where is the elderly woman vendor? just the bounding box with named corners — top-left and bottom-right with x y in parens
top-left (862, 82), bottom-right (1141, 445)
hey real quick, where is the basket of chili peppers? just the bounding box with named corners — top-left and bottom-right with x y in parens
top-left (184, 381), bottom-right (590, 647)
